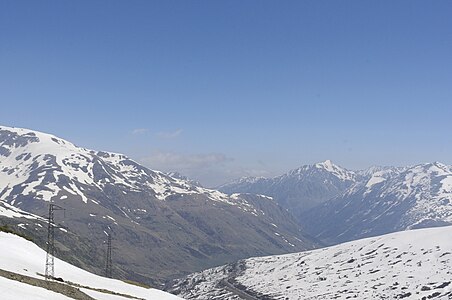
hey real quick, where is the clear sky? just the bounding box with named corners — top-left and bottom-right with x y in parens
top-left (1, 1), bottom-right (451, 186)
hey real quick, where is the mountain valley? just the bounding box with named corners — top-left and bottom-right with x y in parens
top-left (0, 125), bottom-right (317, 284)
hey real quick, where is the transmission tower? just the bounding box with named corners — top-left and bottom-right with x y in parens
top-left (105, 233), bottom-right (112, 278)
top-left (45, 203), bottom-right (64, 280)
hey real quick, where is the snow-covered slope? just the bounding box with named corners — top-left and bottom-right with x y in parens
top-left (169, 226), bottom-right (452, 300)
top-left (0, 276), bottom-right (73, 300)
top-left (0, 200), bottom-right (41, 220)
top-left (0, 125), bottom-right (240, 205)
top-left (302, 162), bottom-right (452, 244)
top-left (219, 160), bottom-right (357, 218)
top-left (0, 125), bottom-right (317, 282)
top-left (220, 159), bottom-right (452, 246)
top-left (0, 231), bottom-right (181, 300)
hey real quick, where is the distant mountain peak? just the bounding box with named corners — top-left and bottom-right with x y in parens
top-left (421, 161), bottom-right (450, 173)
top-left (220, 160), bottom-right (357, 215)
top-left (315, 159), bottom-right (334, 169)
top-left (302, 160), bottom-right (452, 245)
top-left (305, 160), bottom-right (355, 182)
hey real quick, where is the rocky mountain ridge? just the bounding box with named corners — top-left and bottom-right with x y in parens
top-left (302, 161), bottom-right (452, 244)
top-left (218, 160), bottom-right (357, 218)
top-left (0, 125), bottom-right (317, 284)
top-left (220, 160), bottom-right (452, 245)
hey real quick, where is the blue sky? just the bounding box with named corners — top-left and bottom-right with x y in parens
top-left (1, 1), bottom-right (452, 186)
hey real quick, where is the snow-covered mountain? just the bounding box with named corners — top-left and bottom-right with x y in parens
top-left (302, 162), bottom-right (452, 245)
top-left (0, 231), bottom-right (182, 300)
top-left (0, 125), bottom-right (317, 283)
top-left (168, 225), bottom-right (452, 299)
top-left (219, 160), bottom-right (357, 220)
top-left (220, 159), bottom-right (452, 246)
top-left (0, 125), bottom-right (240, 206)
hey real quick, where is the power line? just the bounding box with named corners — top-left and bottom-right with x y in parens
top-left (45, 203), bottom-right (65, 280)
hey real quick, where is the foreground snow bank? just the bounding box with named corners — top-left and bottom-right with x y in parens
top-left (0, 276), bottom-right (73, 300)
top-left (0, 232), bottom-right (182, 300)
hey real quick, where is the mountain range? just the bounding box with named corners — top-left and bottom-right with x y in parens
top-left (3, 124), bottom-right (452, 297)
top-left (302, 161), bottom-right (452, 244)
top-left (220, 160), bottom-right (452, 245)
top-left (219, 160), bottom-right (357, 219)
top-left (0, 125), bottom-right (317, 284)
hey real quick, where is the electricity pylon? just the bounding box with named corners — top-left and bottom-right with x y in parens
top-left (45, 203), bottom-right (65, 280)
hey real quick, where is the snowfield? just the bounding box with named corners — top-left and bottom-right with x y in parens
top-left (0, 125), bottom-right (250, 207)
top-left (0, 232), bottom-right (182, 300)
top-left (170, 225), bottom-right (452, 299)
top-left (0, 276), bottom-right (73, 300)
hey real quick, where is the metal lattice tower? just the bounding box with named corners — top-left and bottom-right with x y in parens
top-left (105, 233), bottom-right (112, 278)
top-left (45, 203), bottom-right (64, 280)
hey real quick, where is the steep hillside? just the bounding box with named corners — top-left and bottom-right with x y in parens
top-left (0, 125), bottom-right (317, 283)
top-left (221, 159), bottom-right (452, 246)
top-left (0, 231), bottom-right (181, 300)
top-left (169, 226), bottom-right (452, 299)
top-left (219, 160), bottom-right (357, 219)
top-left (301, 162), bottom-right (452, 244)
